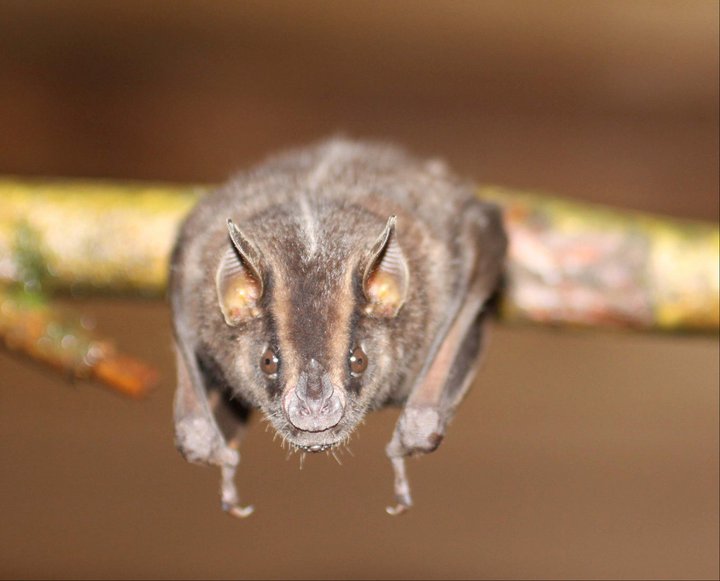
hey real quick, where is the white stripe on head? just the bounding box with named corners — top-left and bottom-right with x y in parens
top-left (300, 142), bottom-right (357, 258)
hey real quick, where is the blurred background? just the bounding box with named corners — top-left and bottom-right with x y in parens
top-left (0, 1), bottom-right (717, 579)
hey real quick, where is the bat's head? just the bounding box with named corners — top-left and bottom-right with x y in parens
top-left (216, 212), bottom-right (410, 452)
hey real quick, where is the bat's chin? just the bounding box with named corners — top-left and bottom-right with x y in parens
top-left (298, 442), bottom-right (336, 453)
top-left (281, 426), bottom-right (347, 452)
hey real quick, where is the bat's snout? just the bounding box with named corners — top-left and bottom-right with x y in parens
top-left (282, 360), bottom-right (345, 433)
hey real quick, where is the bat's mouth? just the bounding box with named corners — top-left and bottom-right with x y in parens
top-left (280, 424), bottom-right (347, 453)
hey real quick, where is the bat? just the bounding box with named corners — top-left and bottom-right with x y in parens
top-left (170, 139), bottom-right (507, 517)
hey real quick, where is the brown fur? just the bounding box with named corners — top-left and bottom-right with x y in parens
top-left (170, 138), bottom-right (506, 514)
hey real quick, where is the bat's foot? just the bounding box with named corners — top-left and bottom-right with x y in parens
top-left (222, 501), bottom-right (255, 519)
top-left (385, 454), bottom-right (413, 516)
top-left (385, 496), bottom-right (412, 516)
top-left (219, 456), bottom-right (253, 518)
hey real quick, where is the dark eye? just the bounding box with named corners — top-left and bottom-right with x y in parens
top-left (349, 346), bottom-right (368, 376)
top-left (260, 348), bottom-right (279, 376)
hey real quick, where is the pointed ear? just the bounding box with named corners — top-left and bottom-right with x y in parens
top-left (363, 215), bottom-right (409, 318)
top-left (216, 219), bottom-right (264, 326)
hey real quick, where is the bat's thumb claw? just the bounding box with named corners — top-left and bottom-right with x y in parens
top-left (222, 502), bottom-right (255, 519)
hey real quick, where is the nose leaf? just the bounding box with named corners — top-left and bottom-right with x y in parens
top-left (284, 362), bottom-right (344, 432)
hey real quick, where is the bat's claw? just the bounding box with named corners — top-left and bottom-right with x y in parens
top-left (222, 501), bottom-right (255, 518)
top-left (385, 500), bottom-right (411, 516)
top-left (385, 487), bottom-right (412, 516)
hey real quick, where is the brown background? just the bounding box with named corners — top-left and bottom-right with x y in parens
top-left (0, 1), bottom-right (718, 579)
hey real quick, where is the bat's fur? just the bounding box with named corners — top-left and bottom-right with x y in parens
top-left (170, 138), bottom-right (506, 514)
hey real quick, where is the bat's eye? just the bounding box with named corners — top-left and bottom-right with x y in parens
top-left (349, 346), bottom-right (368, 376)
top-left (260, 348), bottom-right (279, 376)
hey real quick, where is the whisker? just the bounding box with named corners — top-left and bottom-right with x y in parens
top-left (331, 449), bottom-right (342, 466)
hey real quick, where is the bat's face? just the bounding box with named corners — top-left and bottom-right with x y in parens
top-left (217, 214), bottom-right (409, 452)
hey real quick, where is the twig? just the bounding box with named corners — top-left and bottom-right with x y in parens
top-left (0, 286), bottom-right (157, 398)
